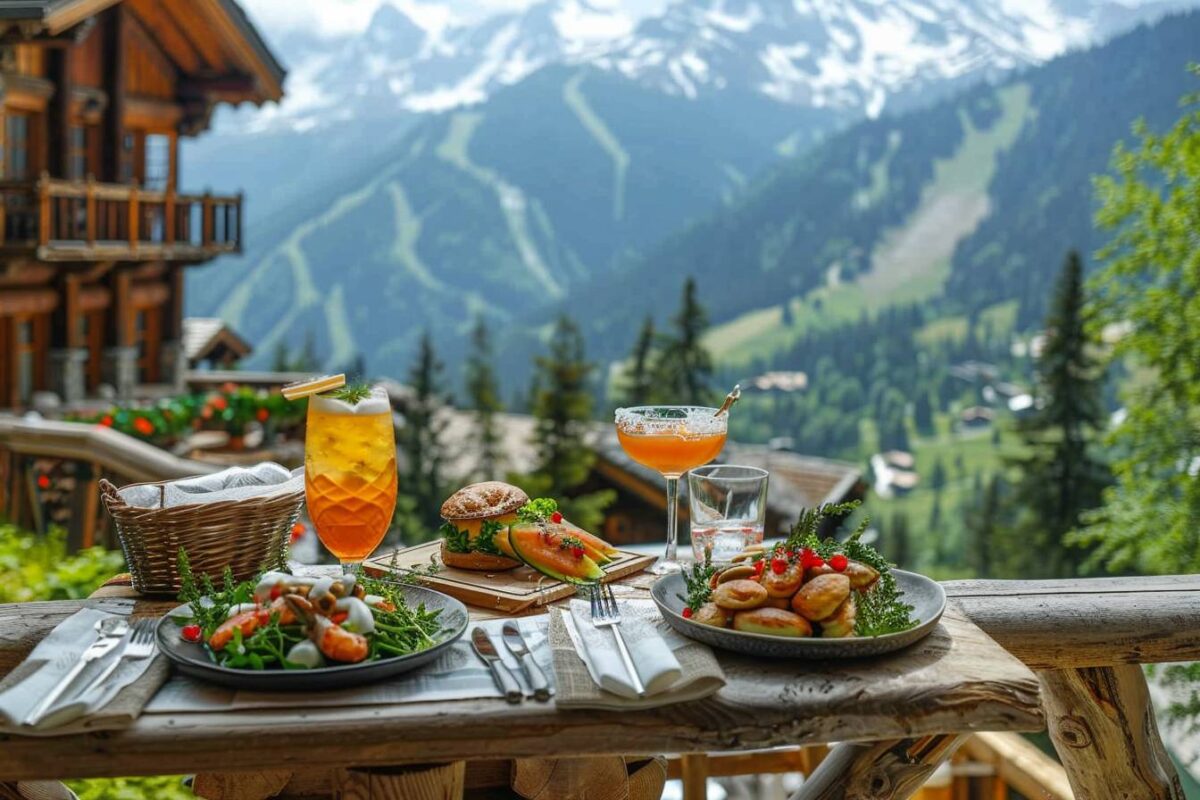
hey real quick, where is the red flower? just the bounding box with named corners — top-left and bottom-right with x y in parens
top-left (210, 396), bottom-right (228, 411)
top-left (290, 522), bottom-right (306, 542)
top-left (133, 417), bottom-right (155, 436)
top-left (98, 415), bottom-right (114, 427)
top-left (221, 382), bottom-right (237, 394)
top-left (256, 408), bottom-right (270, 422)
top-left (36, 474), bottom-right (50, 490)
top-left (201, 406), bottom-right (213, 420)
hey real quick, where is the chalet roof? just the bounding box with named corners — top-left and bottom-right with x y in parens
top-left (182, 317), bottom-right (252, 363)
top-left (0, 0), bottom-right (285, 104)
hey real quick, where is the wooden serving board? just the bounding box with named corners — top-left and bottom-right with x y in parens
top-left (363, 541), bottom-right (655, 613)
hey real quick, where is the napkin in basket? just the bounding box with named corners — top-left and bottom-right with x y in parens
top-left (0, 609), bottom-right (168, 736)
top-left (550, 598), bottom-right (724, 710)
top-left (118, 462), bottom-right (302, 509)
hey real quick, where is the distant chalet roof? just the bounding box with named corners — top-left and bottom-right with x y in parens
top-left (0, 0), bottom-right (285, 104)
top-left (182, 318), bottom-right (252, 363)
top-left (749, 371), bottom-right (808, 392)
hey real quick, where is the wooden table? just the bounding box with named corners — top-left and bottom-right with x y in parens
top-left (0, 572), bottom-right (1044, 799)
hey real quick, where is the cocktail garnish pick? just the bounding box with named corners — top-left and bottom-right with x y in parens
top-left (714, 384), bottom-right (742, 417)
top-left (281, 373), bottom-right (346, 401)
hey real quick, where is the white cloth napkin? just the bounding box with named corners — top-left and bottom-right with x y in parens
top-left (0, 609), bottom-right (166, 735)
top-left (118, 462), bottom-right (302, 508)
top-left (564, 598), bottom-right (684, 699)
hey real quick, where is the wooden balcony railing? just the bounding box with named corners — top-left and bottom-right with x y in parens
top-left (0, 173), bottom-right (242, 261)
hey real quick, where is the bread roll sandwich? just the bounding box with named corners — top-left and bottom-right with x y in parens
top-left (438, 481), bottom-right (528, 570)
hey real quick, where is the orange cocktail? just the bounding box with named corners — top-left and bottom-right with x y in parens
top-left (305, 387), bottom-right (397, 568)
top-left (615, 406), bottom-right (728, 574)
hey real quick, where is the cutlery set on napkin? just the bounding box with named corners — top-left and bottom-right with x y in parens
top-left (0, 609), bottom-right (165, 734)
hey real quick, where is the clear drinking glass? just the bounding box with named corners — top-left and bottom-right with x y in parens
top-left (304, 386), bottom-right (397, 572)
top-left (614, 406), bottom-right (728, 574)
top-left (688, 465), bottom-right (769, 564)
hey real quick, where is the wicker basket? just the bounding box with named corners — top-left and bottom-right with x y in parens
top-left (99, 477), bottom-right (304, 596)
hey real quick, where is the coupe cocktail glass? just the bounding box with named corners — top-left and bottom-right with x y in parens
top-left (304, 386), bottom-right (397, 571)
top-left (614, 406), bottom-right (728, 574)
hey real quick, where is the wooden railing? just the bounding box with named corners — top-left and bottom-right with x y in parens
top-left (0, 173), bottom-right (242, 261)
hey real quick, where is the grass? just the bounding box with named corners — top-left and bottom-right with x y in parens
top-left (915, 299), bottom-right (1020, 347)
top-left (706, 83), bottom-right (1032, 370)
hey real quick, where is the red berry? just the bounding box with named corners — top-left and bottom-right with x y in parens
top-left (269, 585), bottom-right (282, 600)
top-left (682, 607), bottom-right (693, 619)
top-left (830, 554), bottom-right (849, 572)
top-left (571, 546), bottom-right (585, 559)
top-left (810, 556), bottom-right (825, 569)
top-left (181, 624), bottom-right (202, 643)
top-left (752, 560), bottom-right (765, 576)
top-left (551, 511), bottom-right (563, 524)
top-left (770, 558), bottom-right (787, 574)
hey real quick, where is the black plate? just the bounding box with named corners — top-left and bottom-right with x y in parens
top-left (652, 569), bottom-right (945, 659)
top-left (155, 583), bottom-right (469, 691)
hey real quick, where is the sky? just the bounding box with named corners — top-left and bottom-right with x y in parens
top-left (238, 0), bottom-right (665, 38)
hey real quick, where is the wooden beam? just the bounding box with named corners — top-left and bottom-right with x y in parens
top-left (44, 0), bottom-right (122, 37)
top-left (100, 5), bottom-right (126, 183)
top-left (126, 0), bottom-right (202, 74)
top-left (46, 46), bottom-right (72, 177)
top-left (946, 576), bottom-right (1200, 668)
top-left (1039, 665), bottom-right (1183, 800)
top-left (791, 735), bottom-right (966, 800)
top-left (960, 732), bottom-right (1073, 800)
top-left (335, 763), bottom-right (465, 800)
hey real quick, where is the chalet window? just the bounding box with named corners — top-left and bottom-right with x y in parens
top-left (16, 318), bottom-right (35, 404)
top-left (5, 114), bottom-right (30, 179)
top-left (120, 132), bottom-right (135, 183)
top-left (68, 125), bottom-right (88, 180)
top-left (144, 134), bottom-right (169, 191)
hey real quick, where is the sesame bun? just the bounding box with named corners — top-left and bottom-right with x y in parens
top-left (440, 541), bottom-right (521, 571)
top-left (440, 482), bottom-right (529, 521)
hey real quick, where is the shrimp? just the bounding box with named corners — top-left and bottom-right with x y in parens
top-left (283, 594), bottom-right (369, 664)
top-left (207, 597), bottom-right (297, 651)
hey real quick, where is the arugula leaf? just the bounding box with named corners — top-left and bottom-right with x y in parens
top-left (517, 498), bottom-right (558, 523)
top-left (475, 519), bottom-right (505, 556)
top-left (439, 521), bottom-right (470, 553)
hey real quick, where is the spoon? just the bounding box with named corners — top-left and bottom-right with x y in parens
top-left (714, 384), bottom-right (742, 417)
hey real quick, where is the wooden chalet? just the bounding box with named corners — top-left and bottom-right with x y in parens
top-left (0, 0), bottom-right (283, 409)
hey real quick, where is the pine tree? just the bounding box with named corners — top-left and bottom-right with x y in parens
top-left (889, 511), bottom-right (911, 569)
top-left (656, 277), bottom-right (714, 405)
top-left (1008, 250), bottom-right (1109, 577)
top-left (521, 315), bottom-right (614, 529)
top-left (465, 315), bottom-right (503, 480)
top-left (618, 315), bottom-right (657, 407)
top-left (914, 391), bottom-right (935, 436)
top-left (930, 458), bottom-right (947, 492)
top-left (396, 332), bottom-right (450, 541)
top-left (965, 474), bottom-right (1006, 578)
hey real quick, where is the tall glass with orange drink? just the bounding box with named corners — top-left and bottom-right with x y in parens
top-left (305, 386), bottom-right (397, 570)
top-left (615, 406), bottom-right (728, 574)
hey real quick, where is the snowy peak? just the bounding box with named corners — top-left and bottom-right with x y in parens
top-left (242, 0), bottom-right (1195, 132)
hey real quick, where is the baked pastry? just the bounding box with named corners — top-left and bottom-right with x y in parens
top-left (711, 579), bottom-right (768, 610)
top-left (692, 602), bottom-right (730, 628)
top-left (819, 596), bottom-right (857, 638)
top-left (717, 564), bottom-right (757, 584)
top-left (791, 573), bottom-right (850, 621)
top-left (762, 563), bottom-right (804, 598)
top-left (844, 561), bottom-right (880, 589)
top-left (733, 608), bottom-right (813, 637)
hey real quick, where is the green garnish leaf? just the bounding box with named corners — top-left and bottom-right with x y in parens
top-left (326, 383), bottom-right (372, 404)
top-left (678, 547), bottom-right (716, 612)
top-left (517, 498), bottom-right (558, 523)
top-left (439, 521), bottom-right (470, 553)
top-left (476, 519), bottom-right (505, 556)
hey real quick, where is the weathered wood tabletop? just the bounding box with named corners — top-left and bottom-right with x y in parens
top-left (0, 572), bottom-right (1043, 783)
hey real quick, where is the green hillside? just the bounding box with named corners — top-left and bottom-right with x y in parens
top-left (187, 66), bottom-right (837, 375)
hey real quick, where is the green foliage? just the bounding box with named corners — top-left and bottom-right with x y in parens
top-left (516, 498), bottom-right (559, 523)
top-left (964, 474), bottom-right (1010, 578)
top-left (616, 315), bottom-right (657, 407)
top-left (466, 315), bottom-right (504, 480)
top-left (1074, 68), bottom-right (1200, 574)
top-left (0, 524), bottom-right (124, 603)
top-left (395, 332), bottom-right (451, 543)
top-left (66, 776), bottom-right (193, 800)
top-left (1001, 251), bottom-right (1109, 578)
top-left (655, 277), bottom-right (715, 406)
top-left (328, 383), bottom-right (373, 404)
top-left (517, 315), bottom-right (615, 531)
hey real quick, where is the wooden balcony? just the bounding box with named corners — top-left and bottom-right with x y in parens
top-left (0, 174), bottom-right (242, 263)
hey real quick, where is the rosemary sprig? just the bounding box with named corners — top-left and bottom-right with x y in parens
top-left (677, 547), bottom-right (716, 612)
top-left (327, 383), bottom-right (372, 404)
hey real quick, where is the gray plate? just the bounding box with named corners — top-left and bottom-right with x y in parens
top-left (155, 583), bottom-right (469, 690)
top-left (651, 569), bottom-right (945, 659)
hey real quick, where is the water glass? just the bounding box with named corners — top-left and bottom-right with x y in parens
top-left (688, 465), bottom-right (769, 563)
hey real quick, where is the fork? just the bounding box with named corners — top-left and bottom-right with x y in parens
top-left (23, 618), bottom-right (127, 726)
top-left (589, 583), bottom-right (645, 697)
top-left (71, 618), bottom-right (157, 705)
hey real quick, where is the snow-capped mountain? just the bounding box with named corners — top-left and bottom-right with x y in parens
top-left (229, 0), bottom-right (1193, 134)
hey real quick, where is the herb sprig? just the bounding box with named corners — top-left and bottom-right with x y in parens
top-left (327, 383), bottom-right (372, 404)
top-left (677, 547), bottom-right (716, 612)
top-left (517, 498), bottom-right (558, 523)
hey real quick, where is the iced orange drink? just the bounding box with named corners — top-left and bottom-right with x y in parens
top-left (305, 386), bottom-right (397, 567)
top-left (614, 406), bottom-right (728, 574)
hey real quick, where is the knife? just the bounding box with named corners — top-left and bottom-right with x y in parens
top-left (471, 627), bottom-right (522, 704)
top-left (502, 622), bottom-right (551, 701)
